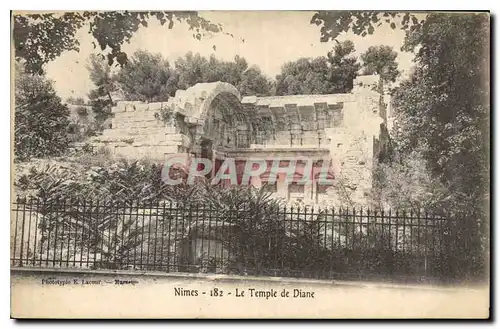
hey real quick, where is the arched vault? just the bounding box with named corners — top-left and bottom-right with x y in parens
top-left (168, 81), bottom-right (243, 123)
top-left (167, 81), bottom-right (252, 151)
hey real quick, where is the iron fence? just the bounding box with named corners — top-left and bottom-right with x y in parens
top-left (10, 197), bottom-right (468, 283)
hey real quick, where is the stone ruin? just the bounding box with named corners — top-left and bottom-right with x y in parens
top-left (93, 75), bottom-right (392, 207)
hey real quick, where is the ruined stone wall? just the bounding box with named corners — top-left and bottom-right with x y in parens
top-left (93, 101), bottom-right (190, 160)
top-left (320, 75), bottom-right (385, 207)
top-left (94, 82), bottom-right (242, 160)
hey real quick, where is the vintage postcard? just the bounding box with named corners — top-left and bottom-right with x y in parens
top-left (10, 10), bottom-right (490, 319)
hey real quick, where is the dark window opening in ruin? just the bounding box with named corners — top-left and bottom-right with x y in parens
top-left (302, 120), bottom-right (316, 131)
top-left (275, 117), bottom-right (287, 132)
top-left (262, 116), bottom-right (275, 142)
top-left (316, 110), bottom-right (331, 129)
top-left (254, 130), bottom-right (265, 145)
top-left (200, 139), bottom-right (213, 179)
top-left (177, 113), bottom-right (189, 135)
top-left (325, 112), bottom-right (334, 128)
top-left (288, 183), bottom-right (305, 200)
top-left (235, 129), bottom-right (250, 148)
top-left (213, 118), bottom-right (220, 132)
top-left (252, 117), bottom-right (273, 145)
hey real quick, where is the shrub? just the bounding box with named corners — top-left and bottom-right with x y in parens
top-left (76, 106), bottom-right (88, 116)
top-left (14, 72), bottom-right (71, 161)
top-left (14, 160), bottom-right (330, 274)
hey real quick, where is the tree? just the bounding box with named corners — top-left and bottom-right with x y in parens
top-left (14, 64), bottom-right (71, 160)
top-left (66, 96), bottom-right (86, 105)
top-left (311, 11), bottom-right (489, 212)
top-left (174, 52), bottom-right (273, 96)
top-left (13, 11), bottom-right (223, 74)
top-left (311, 12), bottom-right (489, 279)
top-left (174, 52), bottom-right (210, 89)
top-left (360, 45), bottom-right (400, 84)
top-left (275, 40), bottom-right (360, 95)
top-left (391, 13), bottom-right (489, 219)
top-left (391, 14), bottom-right (488, 278)
top-left (276, 57), bottom-right (330, 95)
top-left (360, 45), bottom-right (400, 121)
top-left (373, 147), bottom-right (448, 212)
top-left (86, 54), bottom-right (116, 122)
top-left (326, 40), bottom-right (361, 92)
top-left (238, 66), bottom-right (274, 96)
top-left (114, 50), bottom-right (178, 102)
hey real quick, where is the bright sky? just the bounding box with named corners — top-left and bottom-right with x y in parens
top-left (44, 11), bottom-right (416, 101)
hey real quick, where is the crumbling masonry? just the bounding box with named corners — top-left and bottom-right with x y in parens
top-left (95, 75), bottom-right (391, 206)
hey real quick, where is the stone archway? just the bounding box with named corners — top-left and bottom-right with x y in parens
top-left (197, 90), bottom-right (244, 151)
top-left (195, 89), bottom-right (250, 153)
top-left (164, 81), bottom-right (251, 157)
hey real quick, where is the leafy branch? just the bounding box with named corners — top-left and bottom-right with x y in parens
top-left (13, 11), bottom-right (224, 74)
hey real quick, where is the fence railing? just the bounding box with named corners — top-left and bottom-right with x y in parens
top-left (10, 197), bottom-right (465, 283)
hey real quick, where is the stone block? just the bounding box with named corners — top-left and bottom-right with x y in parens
top-left (148, 102), bottom-right (165, 112)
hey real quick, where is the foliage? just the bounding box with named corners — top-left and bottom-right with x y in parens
top-left (310, 11), bottom-right (425, 42)
top-left (313, 11), bottom-right (489, 213)
top-left (360, 45), bottom-right (400, 120)
top-left (174, 52), bottom-right (273, 96)
top-left (373, 149), bottom-right (448, 212)
top-left (312, 11), bottom-right (489, 279)
top-left (88, 96), bottom-right (113, 124)
top-left (275, 40), bottom-right (360, 95)
top-left (391, 13), bottom-right (489, 218)
top-left (15, 159), bottom-right (170, 269)
top-left (15, 157), bottom-right (467, 279)
top-left (14, 68), bottom-right (71, 161)
top-left (13, 11), bottom-right (223, 74)
top-left (12, 11), bottom-right (489, 280)
top-left (238, 66), bottom-right (274, 97)
top-left (326, 40), bottom-right (363, 92)
top-left (75, 106), bottom-right (88, 116)
top-left (275, 57), bottom-right (330, 95)
top-left (66, 96), bottom-right (86, 105)
top-left (15, 160), bottom-right (163, 268)
top-left (68, 120), bottom-right (108, 143)
top-left (114, 50), bottom-right (178, 102)
top-left (388, 13), bottom-right (488, 278)
top-left (183, 183), bottom-right (287, 273)
top-left (106, 50), bottom-right (273, 103)
top-left (86, 54), bottom-right (116, 122)
top-left (14, 158), bottom-right (330, 274)
top-left (360, 45), bottom-right (400, 83)
top-left (154, 104), bottom-right (176, 124)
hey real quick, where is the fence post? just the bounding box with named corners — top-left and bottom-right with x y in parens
top-left (386, 209), bottom-right (394, 274)
top-left (330, 207), bottom-right (335, 278)
top-left (51, 198), bottom-right (58, 267)
top-left (424, 210), bottom-right (429, 279)
top-left (166, 201), bottom-right (173, 272)
top-left (444, 213), bottom-right (456, 282)
top-left (86, 199), bottom-right (93, 268)
top-left (33, 198), bottom-right (40, 267)
top-left (59, 198), bottom-right (67, 267)
top-left (19, 199), bottom-right (27, 267)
